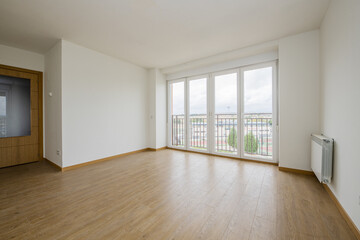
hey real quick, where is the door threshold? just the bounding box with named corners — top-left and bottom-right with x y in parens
top-left (166, 147), bottom-right (278, 166)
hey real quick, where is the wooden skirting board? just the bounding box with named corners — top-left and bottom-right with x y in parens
top-left (46, 146), bottom-right (280, 170)
top-left (147, 147), bottom-right (167, 151)
top-left (323, 184), bottom-right (360, 240)
top-left (44, 146), bottom-right (279, 171)
top-left (278, 166), bottom-right (315, 175)
top-left (44, 158), bottom-right (62, 171)
top-left (44, 147), bottom-right (168, 172)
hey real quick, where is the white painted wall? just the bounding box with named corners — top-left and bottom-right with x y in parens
top-left (61, 40), bottom-right (149, 167)
top-left (155, 70), bottom-right (167, 148)
top-left (320, 0), bottom-right (360, 230)
top-left (278, 30), bottom-right (321, 171)
top-left (162, 40), bottom-right (278, 77)
top-left (148, 68), bottom-right (167, 149)
top-left (44, 42), bottom-right (62, 166)
top-left (0, 44), bottom-right (44, 72)
top-left (148, 69), bottom-right (157, 149)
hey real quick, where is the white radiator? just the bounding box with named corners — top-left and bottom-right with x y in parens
top-left (311, 134), bottom-right (334, 183)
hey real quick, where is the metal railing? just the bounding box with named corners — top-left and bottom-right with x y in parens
top-left (171, 113), bottom-right (272, 157)
top-left (190, 114), bottom-right (207, 149)
top-left (171, 115), bottom-right (185, 147)
top-left (215, 114), bottom-right (237, 153)
top-left (0, 116), bottom-right (6, 137)
top-left (243, 113), bottom-right (272, 157)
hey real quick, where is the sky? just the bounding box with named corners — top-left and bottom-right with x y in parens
top-left (215, 73), bottom-right (237, 114)
top-left (244, 67), bottom-right (272, 113)
top-left (171, 67), bottom-right (272, 115)
top-left (171, 82), bottom-right (185, 115)
top-left (189, 78), bottom-right (207, 114)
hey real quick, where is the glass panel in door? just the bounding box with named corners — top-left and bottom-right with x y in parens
top-left (170, 81), bottom-right (185, 147)
top-left (189, 77), bottom-right (207, 151)
top-left (214, 72), bottom-right (238, 155)
top-left (0, 92), bottom-right (7, 137)
top-left (243, 66), bottom-right (273, 159)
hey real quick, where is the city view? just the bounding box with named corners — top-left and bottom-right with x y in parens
top-left (171, 113), bottom-right (273, 158)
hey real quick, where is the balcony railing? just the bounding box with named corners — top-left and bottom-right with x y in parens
top-left (0, 116), bottom-right (6, 137)
top-left (171, 115), bottom-right (185, 147)
top-left (243, 113), bottom-right (272, 157)
top-left (190, 114), bottom-right (207, 149)
top-left (171, 113), bottom-right (272, 158)
top-left (215, 114), bottom-right (237, 153)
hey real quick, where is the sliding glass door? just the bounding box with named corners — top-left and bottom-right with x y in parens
top-left (168, 62), bottom-right (277, 162)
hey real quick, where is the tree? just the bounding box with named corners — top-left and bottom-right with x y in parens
top-left (244, 132), bottom-right (258, 153)
top-left (228, 127), bottom-right (237, 149)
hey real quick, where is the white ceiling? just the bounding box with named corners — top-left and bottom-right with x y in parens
top-left (0, 0), bottom-right (329, 69)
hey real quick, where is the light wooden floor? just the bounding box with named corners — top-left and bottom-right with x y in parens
top-left (0, 150), bottom-right (356, 240)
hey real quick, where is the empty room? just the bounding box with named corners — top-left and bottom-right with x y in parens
top-left (0, 0), bottom-right (359, 239)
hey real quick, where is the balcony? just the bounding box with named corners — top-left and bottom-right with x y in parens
top-left (171, 113), bottom-right (272, 158)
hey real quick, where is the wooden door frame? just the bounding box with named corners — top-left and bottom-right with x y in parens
top-left (0, 64), bottom-right (43, 160)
